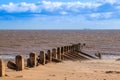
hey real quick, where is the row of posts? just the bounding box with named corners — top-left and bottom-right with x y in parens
top-left (0, 43), bottom-right (85, 77)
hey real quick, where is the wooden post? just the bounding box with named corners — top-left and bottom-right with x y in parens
top-left (71, 45), bottom-right (74, 52)
top-left (70, 45), bottom-right (72, 52)
top-left (75, 44), bottom-right (77, 51)
top-left (64, 46), bottom-right (67, 54)
top-left (81, 43), bottom-right (86, 49)
top-left (73, 44), bottom-right (76, 52)
top-left (52, 48), bottom-right (57, 59)
top-left (63, 46), bottom-right (67, 60)
top-left (47, 50), bottom-right (52, 62)
top-left (61, 47), bottom-right (64, 60)
top-left (15, 55), bottom-right (24, 71)
top-left (27, 52), bottom-right (37, 67)
top-left (78, 43), bottom-right (81, 51)
top-left (68, 46), bottom-right (71, 52)
top-left (0, 59), bottom-right (5, 77)
top-left (66, 46), bottom-right (68, 53)
top-left (40, 51), bottom-right (46, 65)
top-left (7, 61), bottom-right (16, 70)
top-left (57, 47), bottom-right (61, 60)
top-left (27, 58), bottom-right (31, 67)
top-left (76, 44), bottom-right (79, 51)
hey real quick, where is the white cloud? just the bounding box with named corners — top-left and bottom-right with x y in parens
top-left (19, 2), bottom-right (38, 12)
top-left (97, 0), bottom-right (118, 4)
top-left (0, 1), bottom-right (120, 20)
top-left (0, 1), bottom-right (102, 13)
top-left (89, 12), bottom-right (113, 19)
top-left (60, 11), bottom-right (68, 15)
top-left (65, 1), bottom-right (101, 9)
top-left (0, 2), bottom-right (38, 12)
top-left (40, 1), bottom-right (63, 12)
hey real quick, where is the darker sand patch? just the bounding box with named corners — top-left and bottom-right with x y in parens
top-left (105, 71), bottom-right (120, 74)
top-left (15, 75), bottom-right (23, 78)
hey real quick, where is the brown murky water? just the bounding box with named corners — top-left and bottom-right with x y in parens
top-left (0, 30), bottom-right (120, 55)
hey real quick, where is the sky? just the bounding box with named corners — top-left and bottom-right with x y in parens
top-left (0, 0), bottom-right (120, 30)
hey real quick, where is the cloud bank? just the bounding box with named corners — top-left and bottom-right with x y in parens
top-left (0, 0), bottom-right (120, 20)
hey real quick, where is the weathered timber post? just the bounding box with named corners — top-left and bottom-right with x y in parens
top-left (66, 46), bottom-right (69, 54)
top-left (74, 44), bottom-right (77, 51)
top-left (75, 44), bottom-right (78, 51)
top-left (83, 43), bottom-right (86, 47)
top-left (98, 53), bottom-right (102, 59)
top-left (73, 44), bottom-right (75, 52)
top-left (65, 46), bottom-right (67, 54)
top-left (61, 47), bottom-right (64, 60)
top-left (81, 43), bottom-right (86, 49)
top-left (7, 61), bottom-right (16, 69)
top-left (64, 46), bottom-right (67, 54)
top-left (57, 47), bottom-right (61, 60)
top-left (63, 46), bottom-right (67, 60)
top-left (27, 58), bottom-right (30, 67)
top-left (27, 52), bottom-right (37, 67)
top-left (77, 43), bottom-right (81, 51)
top-left (47, 50), bottom-right (52, 62)
top-left (70, 45), bottom-right (72, 52)
top-left (52, 48), bottom-right (57, 59)
top-left (71, 45), bottom-right (74, 52)
top-left (76, 44), bottom-right (79, 51)
top-left (0, 59), bottom-right (5, 77)
top-left (40, 51), bottom-right (46, 65)
top-left (95, 52), bottom-right (102, 59)
top-left (15, 55), bottom-right (24, 71)
top-left (68, 46), bottom-right (71, 52)
top-left (74, 44), bottom-right (77, 52)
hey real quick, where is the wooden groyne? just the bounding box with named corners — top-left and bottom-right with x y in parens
top-left (0, 43), bottom-right (98, 77)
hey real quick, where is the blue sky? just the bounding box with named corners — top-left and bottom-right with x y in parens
top-left (0, 0), bottom-right (120, 29)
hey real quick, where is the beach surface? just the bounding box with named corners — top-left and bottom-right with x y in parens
top-left (1, 59), bottom-right (120, 80)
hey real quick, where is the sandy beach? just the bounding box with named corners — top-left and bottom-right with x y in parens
top-left (0, 30), bottom-right (120, 80)
top-left (1, 59), bottom-right (120, 80)
top-left (1, 0), bottom-right (120, 79)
